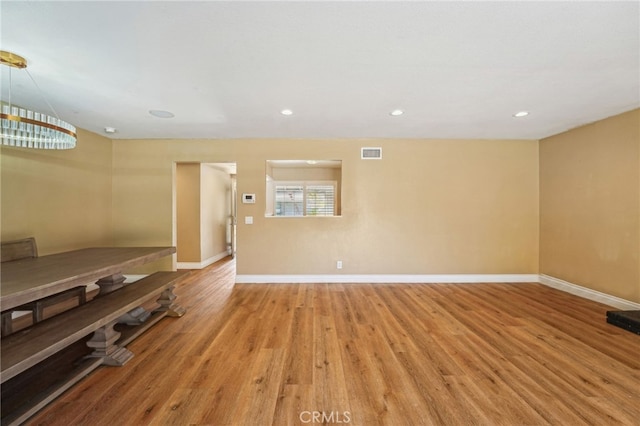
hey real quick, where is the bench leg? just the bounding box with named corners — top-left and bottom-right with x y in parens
top-left (118, 285), bottom-right (186, 325)
top-left (117, 306), bottom-right (152, 325)
top-left (85, 320), bottom-right (134, 366)
top-left (1, 311), bottom-right (13, 336)
top-left (155, 285), bottom-right (186, 317)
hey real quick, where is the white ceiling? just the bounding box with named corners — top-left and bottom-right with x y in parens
top-left (1, 1), bottom-right (638, 141)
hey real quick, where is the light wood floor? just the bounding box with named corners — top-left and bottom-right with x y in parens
top-left (27, 258), bottom-right (640, 425)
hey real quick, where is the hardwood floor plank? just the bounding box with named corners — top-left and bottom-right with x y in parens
top-left (583, 396), bottom-right (640, 425)
top-left (25, 259), bottom-right (640, 425)
top-left (338, 338), bottom-right (383, 426)
top-left (354, 285), bottom-right (420, 354)
top-left (392, 350), bottom-right (478, 425)
top-left (261, 285), bottom-right (297, 350)
top-left (282, 307), bottom-right (314, 385)
top-left (508, 354), bottom-right (640, 424)
top-left (312, 313), bottom-right (352, 416)
top-left (329, 289), bottom-right (360, 341)
top-left (271, 384), bottom-right (314, 426)
top-left (434, 331), bottom-right (550, 425)
top-left (311, 284), bottom-right (333, 317)
top-left (149, 388), bottom-right (216, 426)
top-left (346, 324), bottom-right (437, 425)
top-left (522, 319), bottom-right (640, 400)
top-left (230, 348), bottom-right (286, 425)
top-left (294, 284), bottom-right (314, 309)
top-left (374, 286), bottom-right (465, 376)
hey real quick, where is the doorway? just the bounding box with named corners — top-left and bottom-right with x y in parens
top-left (174, 162), bottom-right (237, 269)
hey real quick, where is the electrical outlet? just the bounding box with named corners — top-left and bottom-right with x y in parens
top-left (336, 260), bottom-right (343, 269)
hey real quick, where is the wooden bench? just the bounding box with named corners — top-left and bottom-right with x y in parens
top-left (1, 237), bottom-right (87, 336)
top-left (1, 270), bottom-right (188, 425)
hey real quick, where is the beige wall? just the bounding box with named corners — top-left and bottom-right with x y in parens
top-left (176, 163), bottom-right (201, 262)
top-left (540, 109), bottom-right (640, 303)
top-left (0, 128), bottom-right (112, 255)
top-left (4, 113), bottom-right (638, 302)
top-left (110, 140), bottom-right (178, 272)
top-left (111, 138), bottom-right (539, 275)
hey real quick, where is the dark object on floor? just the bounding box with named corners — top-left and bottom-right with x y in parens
top-left (606, 310), bottom-right (640, 335)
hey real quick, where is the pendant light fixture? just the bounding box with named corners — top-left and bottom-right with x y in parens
top-left (1, 50), bottom-right (76, 149)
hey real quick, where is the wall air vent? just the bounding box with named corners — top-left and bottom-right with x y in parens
top-left (361, 147), bottom-right (382, 159)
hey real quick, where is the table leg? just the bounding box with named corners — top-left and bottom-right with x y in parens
top-left (95, 273), bottom-right (126, 295)
top-left (85, 320), bottom-right (134, 366)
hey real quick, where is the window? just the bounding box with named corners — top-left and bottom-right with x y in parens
top-left (266, 160), bottom-right (341, 217)
top-left (275, 184), bottom-right (303, 216)
top-left (274, 182), bottom-right (336, 216)
top-left (306, 184), bottom-right (335, 216)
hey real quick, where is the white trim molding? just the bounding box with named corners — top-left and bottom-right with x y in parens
top-left (234, 273), bottom-right (640, 310)
top-left (177, 251), bottom-right (229, 270)
top-left (235, 274), bottom-right (539, 284)
top-left (539, 274), bottom-right (640, 310)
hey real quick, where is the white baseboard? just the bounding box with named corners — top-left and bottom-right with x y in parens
top-left (177, 251), bottom-right (229, 270)
top-left (235, 274), bottom-right (539, 284)
top-left (538, 274), bottom-right (640, 310)
top-left (235, 273), bottom-right (640, 310)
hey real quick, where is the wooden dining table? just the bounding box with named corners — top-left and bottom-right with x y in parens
top-left (0, 246), bottom-right (176, 311)
top-left (1, 246), bottom-right (183, 425)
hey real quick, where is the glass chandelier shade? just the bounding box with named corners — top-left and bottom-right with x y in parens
top-left (1, 51), bottom-right (77, 150)
top-left (1, 102), bottom-right (77, 149)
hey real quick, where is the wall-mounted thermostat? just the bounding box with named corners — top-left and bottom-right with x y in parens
top-left (242, 193), bottom-right (256, 204)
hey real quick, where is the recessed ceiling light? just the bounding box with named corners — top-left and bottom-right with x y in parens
top-left (513, 111), bottom-right (529, 118)
top-left (104, 127), bottom-right (117, 134)
top-left (390, 109), bottom-right (404, 116)
top-left (149, 110), bottom-right (175, 118)
top-left (281, 109), bottom-right (293, 116)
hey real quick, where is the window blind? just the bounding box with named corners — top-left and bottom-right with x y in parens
top-left (306, 184), bottom-right (335, 216)
top-left (273, 182), bottom-right (335, 216)
top-left (275, 185), bottom-right (304, 216)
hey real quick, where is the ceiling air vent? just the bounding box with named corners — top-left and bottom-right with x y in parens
top-left (361, 147), bottom-right (382, 159)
